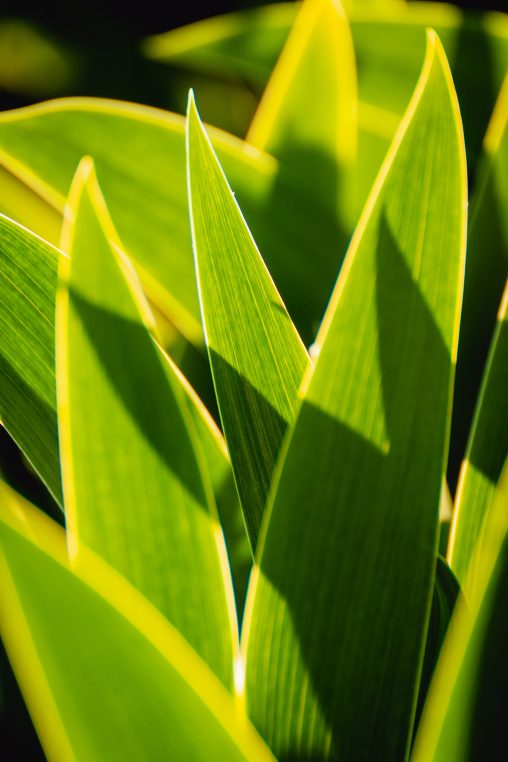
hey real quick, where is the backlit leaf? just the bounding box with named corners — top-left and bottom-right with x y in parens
top-left (187, 94), bottom-right (308, 549)
top-left (242, 32), bottom-right (467, 760)
top-left (448, 279), bottom-right (508, 592)
top-left (0, 484), bottom-right (274, 762)
top-left (57, 158), bottom-right (236, 685)
top-left (413, 461), bottom-right (508, 762)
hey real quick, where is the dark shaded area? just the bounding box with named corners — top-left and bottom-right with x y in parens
top-left (412, 557), bottom-right (461, 745)
top-left (0, 355), bottom-right (62, 511)
top-left (0, 0), bottom-right (268, 117)
top-left (240, 142), bottom-right (349, 346)
top-left (452, 13), bottom-right (496, 183)
top-left (0, 638), bottom-right (45, 761)
top-left (469, 538), bottom-right (508, 760)
top-left (0, 427), bottom-right (62, 525)
top-left (248, 214), bottom-right (451, 759)
top-left (448, 157), bottom-right (507, 491)
top-left (209, 349), bottom-right (288, 549)
top-left (69, 288), bottom-right (209, 508)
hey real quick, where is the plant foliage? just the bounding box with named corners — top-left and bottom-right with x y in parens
top-left (0, 1), bottom-right (507, 760)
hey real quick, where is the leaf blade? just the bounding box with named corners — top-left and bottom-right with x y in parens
top-left (57, 158), bottom-right (236, 686)
top-left (242, 31), bottom-right (467, 760)
top-left (0, 484), bottom-right (274, 762)
top-left (187, 94), bottom-right (309, 549)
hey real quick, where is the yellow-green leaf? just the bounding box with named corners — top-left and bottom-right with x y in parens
top-left (247, 0), bottom-right (356, 227)
top-left (448, 74), bottom-right (508, 487)
top-left (413, 461), bottom-right (508, 762)
top-left (242, 32), bottom-right (467, 760)
top-left (0, 97), bottom-right (349, 344)
top-left (57, 158), bottom-right (237, 686)
top-left (0, 484), bottom-right (274, 762)
top-left (0, 214), bottom-right (61, 505)
top-left (187, 94), bottom-right (308, 550)
top-left (448, 280), bottom-right (508, 592)
top-left (0, 207), bottom-right (247, 605)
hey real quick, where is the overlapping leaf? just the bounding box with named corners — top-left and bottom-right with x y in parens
top-left (247, 0), bottom-right (356, 229)
top-left (448, 74), bottom-right (508, 487)
top-left (57, 158), bottom-right (236, 685)
top-left (414, 462), bottom-right (508, 762)
top-left (0, 215), bottom-right (61, 504)
top-left (242, 32), bottom-right (466, 760)
top-left (146, 2), bottom-right (508, 184)
top-left (0, 97), bottom-right (349, 344)
top-left (187, 94), bottom-right (308, 549)
top-left (0, 203), bottom-right (248, 609)
top-left (448, 280), bottom-right (508, 592)
top-left (0, 484), bottom-right (274, 762)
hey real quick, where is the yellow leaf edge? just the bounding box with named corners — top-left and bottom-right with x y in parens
top-left (0, 482), bottom-right (275, 762)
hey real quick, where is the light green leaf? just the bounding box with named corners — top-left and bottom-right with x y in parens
top-left (57, 158), bottom-right (237, 686)
top-left (242, 32), bottom-right (467, 760)
top-left (0, 162), bottom-right (60, 245)
top-left (415, 557), bottom-right (460, 733)
top-left (413, 461), bottom-right (508, 762)
top-left (142, 4), bottom-right (296, 88)
top-left (145, 3), bottom-right (508, 182)
top-left (448, 280), bottom-right (508, 592)
top-left (449, 74), bottom-right (508, 487)
top-left (0, 214), bottom-right (61, 505)
top-left (0, 205), bottom-right (247, 606)
top-left (0, 97), bottom-right (347, 345)
top-left (163, 355), bottom-right (252, 610)
top-left (187, 94), bottom-right (308, 550)
top-left (0, 484), bottom-right (274, 762)
top-left (247, 0), bottom-right (356, 228)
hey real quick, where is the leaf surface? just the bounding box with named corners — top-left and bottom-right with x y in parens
top-left (0, 215), bottom-right (61, 504)
top-left (145, 3), bottom-right (508, 184)
top-left (413, 461), bottom-right (508, 762)
top-left (57, 158), bottom-right (236, 685)
top-left (187, 95), bottom-right (308, 549)
top-left (242, 32), bottom-right (467, 760)
top-left (0, 484), bottom-right (274, 762)
top-left (448, 279), bottom-right (508, 591)
top-left (0, 97), bottom-right (349, 344)
top-left (248, 0), bottom-right (356, 228)
top-left (448, 74), bottom-right (508, 487)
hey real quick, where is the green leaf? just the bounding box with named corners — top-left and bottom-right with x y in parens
top-left (0, 214), bottom-right (61, 505)
top-left (413, 461), bottom-right (508, 762)
top-left (247, 0), bottom-right (357, 228)
top-left (187, 94), bottom-right (308, 550)
top-left (242, 32), bottom-right (467, 760)
top-left (0, 162), bottom-right (60, 245)
top-left (415, 557), bottom-right (461, 736)
top-left (145, 3), bottom-right (508, 183)
top-left (448, 74), bottom-right (508, 488)
top-left (0, 97), bottom-right (348, 345)
top-left (164, 356), bottom-right (252, 611)
top-left (448, 279), bottom-right (508, 592)
top-left (0, 204), bottom-right (247, 606)
top-left (0, 484), bottom-right (274, 762)
top-left (57, 158), bottom-right (236, 686)
top-left (142, 4), bottom-right (296, 88)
